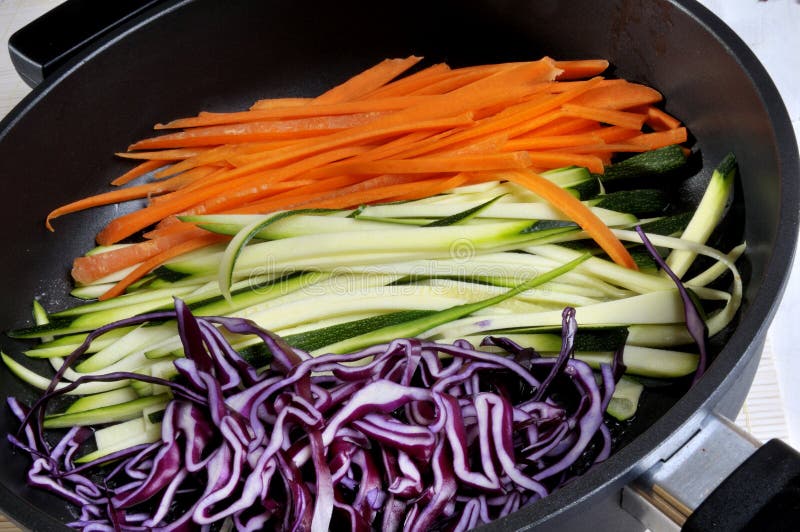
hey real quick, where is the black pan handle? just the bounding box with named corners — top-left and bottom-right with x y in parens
top-left (622, 413), bottom-right (800, 531)
top-left (8, 0), bottom-right (167, 87)
top-left (682, 438), bottom-right (800, 531)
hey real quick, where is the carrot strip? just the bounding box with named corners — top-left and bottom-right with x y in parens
top-left (46, 170), bottom-right (207, 230)
top-left (314, 151), bottom-right (532, 178)
top-left (501, 169), bottom-right (637, 269)
top-left (593, 125), bottom-right (641, 143)
top-left (98, 233), bottom-right (227, 300)
top-left (130, 112), bottom-right (389, 150)
top-left (528, 117), bottom-right (597, 137)
top-left (157, 96), bottom-right (432, 129)
top-left (643, 106), bottom-right (682, 131)
top-left (395, 77), bottom-right (604, 159)
top-left (503, 133), bottom-right (601, 151)
top-left (155, 141), bottom-right (295, 178)
top-left (96, 145), bottom-right (371, 244)
top-left (525, 152), bottom-right (605, 174)
top-left (360, 63), bottom-right (452, 99)
top-left (115, 149), bottom-right (205, 161)
top-left (71, 225), bottom-right (208, 284)
top-left (554, 59), bottom-right (609, 80)
top-left (560, 104), bottom-right (647, 130)
top-left (295, 175), bottom-right (465, 210)
top-left (249, 97), bottom-right (314, 110)
top-left (570, 81), bottom-right (662, 110)
top-left (548, 143), bottom-right (649, 154)
top-left (377, 173), bottom-right (471, 202)
top-left (109, 159), bottom-right (171, 186)
top-left (313, 56), bottom-right (423, 104)
top-left (626, 127), bottom-right (688, 150)
top-left (229, 174), bottom-right (430, 214)
top-left (207, 61), bottom-right (557, 184)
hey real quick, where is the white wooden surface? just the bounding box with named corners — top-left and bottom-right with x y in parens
top-left (0, 0), bottom-right (797, 529)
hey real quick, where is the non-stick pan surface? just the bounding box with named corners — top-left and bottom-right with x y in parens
top-left (0, 0), bottom-right (797, 530)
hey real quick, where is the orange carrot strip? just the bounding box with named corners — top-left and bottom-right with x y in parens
top-left (71, 225), bottom-right (208, 284)
top-left (130, 112), bottom-right (389, 150)
top-left (503, 133), bottom-right (601, 151)
top-left (297, 175), bottom-right (464, 210)
top-left (549, 143), bottom-right (649, 154)
top-left (396, 78), bottom-right (603, 160)
top-left (157, 96), bottom-right (432, 129)
top-left (210, 61), bottom-right (558, 183)
top-left (96, 144), bottom-right (371, 244)
top-left (593, 125), bottom-right (641, 143)
top-left (217, 112), bottom-right (476, 177)
top-left (360, 63), bottom-right (452, 99)
top-left (643, 106), bottom-right (682, 131)
top-left (249, 97), bottom-right (314, 110)
top-left (314, 56), bottom-right (423, 104)
top-left (155, 141), bottom-right (295, 178)
top-left (334, 151), bottom-right (532, 175)
top-left (560, 104), bottom-right (647, 130)
top-left (626, 127), bottom-right (688, 150)
top-left (110, 159), bottom-right (171, 186)
top-left (98, 233), bottom-right (227, 300)
top-left (553, 59), bottom-right (609, 80)
top-left (525, 152), bottom-right (605, 174)
top-left (570, 81), bottom-right (662, 110)
top-left (115, 149), bottom-right (205, 161)
top-left (46, 170), bottom-right (208, 231)
top-left (229, 174), bottom-right (431, 214)
top-left (501, 169), bottom-right (637, 269)
top-left (529, 116), bottom-right (598, 137)
top-left (378, 174), bottom-right (471, 202)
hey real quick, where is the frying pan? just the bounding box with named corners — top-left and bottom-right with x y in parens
top-left (0, 0), bottom-right (797, 530)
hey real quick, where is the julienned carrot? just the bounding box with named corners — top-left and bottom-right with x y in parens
top-left (642, 106), bottom-right (682, 131)
top-left (394, 77), bottom-right (604, 160)
top-left (593, 125), bottom-right (641, 143)
top-left (311, 151), bottom-right (532, 178)
top-left (359, 63), bottom-right (452, 99)
top-left (97, 145), bottom-right (371, 244)
top-left (157, 95), bottom-right (432, 130)
top-left (131, 112), bottom-right (390, 150)
top-left (525, 152), bottom-right (605, 174)
top-left (46, 170), bottom-right (207, 230)
top-left (553, 59), bottom-right (609, 80)
top-left (155, 141), bottom-right (295, 178)
top-left (71, 225), bottom-right (209, 284)
top-left (50, 56), bottom-right (688, 288)
top-left (109, 159), bottom-right (172, 186)
top-left (249, 97), bottom-right (314, 111)
top-left (626, 127), bottom-right (688, 150)
top-left (98, 233), bottom-right (227, 300)
top-left (501, 169), bottom-right (637, 269)
top-left (570, 81), bottom-right (662, 110)
top-left (284, 174), bottom-right (468, 210)
top-left (313, 56), bottom-right (423, 104)
top-left (502, 133), bottom-right (601, 151)
top-left (115, 149), bottom-right (205, 161)
top-left (560, 104), bottom-right (646, 130)
top-left (528, 116), bottom-right (597, 137)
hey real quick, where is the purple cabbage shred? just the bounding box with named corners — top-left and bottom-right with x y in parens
top-left (8, 300), bottom-right (615, 531)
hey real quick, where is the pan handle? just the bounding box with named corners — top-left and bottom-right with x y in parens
top-left (622, 412), bottom-right (800, 531)
top-left (8, 0), bottom-right (168, 88)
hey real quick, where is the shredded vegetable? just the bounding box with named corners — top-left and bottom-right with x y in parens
top-left (9, 301), bottom-right (614, 531)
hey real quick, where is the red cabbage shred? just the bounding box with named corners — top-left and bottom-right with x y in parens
top-left (8, 300), bottom-right (614, 531)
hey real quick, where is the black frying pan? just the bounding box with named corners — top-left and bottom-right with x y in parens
top-left (0, 0), bottom-right (797, 530)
